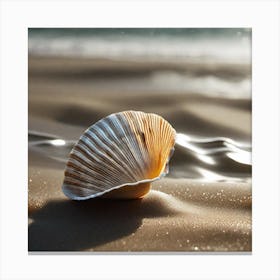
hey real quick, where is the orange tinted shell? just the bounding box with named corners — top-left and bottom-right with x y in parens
top-left (62, 111), bottom-right (176, 200)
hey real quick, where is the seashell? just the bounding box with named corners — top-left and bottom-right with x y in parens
top-left (62, 111), bottom-right (176, 200)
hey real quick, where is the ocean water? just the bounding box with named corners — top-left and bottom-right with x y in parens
top-left (29, 28), bottom-right (251, 99)
top-left (28, 28), bottom-right (252, 182)
top-left (28, 28), bottom-right (251, 61)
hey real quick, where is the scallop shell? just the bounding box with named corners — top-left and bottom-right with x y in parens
top-left (62, 111), bottom-right (176, 200)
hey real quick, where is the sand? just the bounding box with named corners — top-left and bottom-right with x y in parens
top-left (28, 164), bottom-right (251, 252)
top-left (28, 55), bottom-right (251, 252)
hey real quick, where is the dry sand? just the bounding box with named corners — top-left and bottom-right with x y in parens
top-left (28, 165), bottom-right (251, 252)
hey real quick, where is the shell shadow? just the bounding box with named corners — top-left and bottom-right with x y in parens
top-left (28, 191), bottom-right (182, 251)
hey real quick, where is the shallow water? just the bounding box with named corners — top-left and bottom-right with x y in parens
top-left (29, 130), bottom-right (251, 182)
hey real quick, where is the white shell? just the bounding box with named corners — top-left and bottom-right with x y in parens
top-left (62, 111), bottom-right (176, 200)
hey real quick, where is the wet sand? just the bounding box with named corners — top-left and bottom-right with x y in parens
top-left (28, 56), bottom-right (251, 252)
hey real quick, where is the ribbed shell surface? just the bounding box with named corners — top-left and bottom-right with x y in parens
top-left (62, 111), bottom-right (176, 200)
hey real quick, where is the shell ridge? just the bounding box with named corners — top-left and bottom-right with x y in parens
top-left (63, 179), bottom-right (105, 192)
top-left (124, 111), bottom-right (150, 177)
top-left (66, 138), bottom-right (137, 192)
top-left (73, 140), bottom-right (132, 182)
top-left (85, 127), bottom-right (139, 181)
top-left (120, 112), bottom-right (148, 179)
top-left (64, 171), bottom-right (107, 191)
top-left (113, 114), bottom-right (146, 179)
top-left (100, 118), bottom-right (145, 178)
top-left (90, 119), bottom-right (140, 173)
top-left (91, 120), bottom-right (141, 176)
top-left (66, 159), bottom-right (121, 187)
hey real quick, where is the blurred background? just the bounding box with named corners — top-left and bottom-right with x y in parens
top-left (28, 28), bottom-right (251, 181)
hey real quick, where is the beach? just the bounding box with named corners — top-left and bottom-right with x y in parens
top-left (28, 28), bottom-right (251, 252)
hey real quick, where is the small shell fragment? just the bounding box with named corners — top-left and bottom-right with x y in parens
top-left (62, 111), bottom-right (176, 200)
